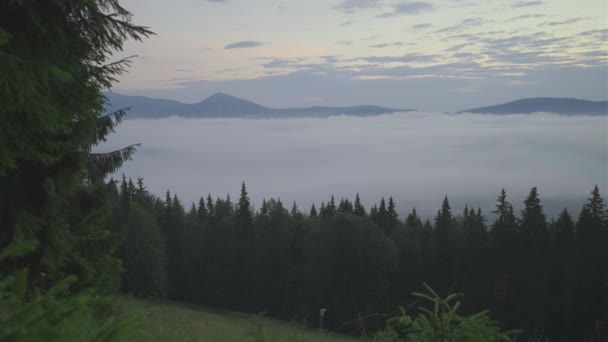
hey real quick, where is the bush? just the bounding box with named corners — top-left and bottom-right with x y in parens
top-left (375, 283), bottom-right (520, 342)
top-left (0, 241), bottom-right (136, 341)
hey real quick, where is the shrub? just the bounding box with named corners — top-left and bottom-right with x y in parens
top-left (375, 283), bottom-right (520, 342)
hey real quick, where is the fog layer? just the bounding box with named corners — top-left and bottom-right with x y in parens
top-left (100, 112), bottom-right (607, 219)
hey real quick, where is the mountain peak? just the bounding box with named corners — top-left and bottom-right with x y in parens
top-left (205, 92), bottom-right (237, 100)
top-left (459, 97), bottom-right (607, 115)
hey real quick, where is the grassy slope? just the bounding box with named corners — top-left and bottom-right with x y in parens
top-left (119, 297), bottom-right (361, 342)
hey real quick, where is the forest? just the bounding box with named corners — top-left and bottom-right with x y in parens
top-left (105, 178), bottom-right (607, 341)
top-left (0, 1), bottom-right (606, 341)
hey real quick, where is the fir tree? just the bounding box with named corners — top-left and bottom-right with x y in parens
top-left (260, 199), bottom-right (269, 216)
top-left (197, 196), bottom-right (207, 222)
top-left (206, 194), bottom-right (215, 219)
top-left (291, 201), bottom-right (299, 216)
top-left (338, 198), bottom-right (353, 213)
top-left (434, 195), bottom-right (453, 234)
top-left (520, 187), bottom-right (547, 239)
top-left (354, 193), bottom-right (366, 217)
top-left (309, 203), bottom-right (318, 218)
top-left (406, 207), bottom-right (422, 228)
top-left (236, 182), bottom-right (253, 229)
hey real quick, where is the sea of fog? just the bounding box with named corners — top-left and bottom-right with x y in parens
top-left (99, 112), bottom-right (608, 220)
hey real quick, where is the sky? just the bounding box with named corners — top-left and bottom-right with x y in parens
top-left (112, 0), bottom-right (608, 112)
top-left (101, 113), bottom-right (608, 219)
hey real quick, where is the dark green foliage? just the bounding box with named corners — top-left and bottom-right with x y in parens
top-left (354, 193), bottom-right (366, 217)
top-left (106, 179), bottom-right (607, 340)
top-left (0, 0), bottom-right (152, 294)
top-left (405, 207), bottom-right (422, 228)
top-left (0, 242), bottom-right (136, 341)
top-left (375, 283), bottom-right (520, 342)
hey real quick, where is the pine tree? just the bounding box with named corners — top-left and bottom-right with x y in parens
top-left (387, 196), bottom-right (399, 232)
top-left (406, 207), bottom-right (422, 228)
top-left (0, 0), bottom-right (151, 298)
top-left (197, 196), bottom-right (207, 222)
top-left (291, 201), bottom-right (299, 216)
top-left (492, 188), bottom-right (517, 227)
top-left (554, 208), bottom-right (574, 248)
top-left (586, 185), bottom-right (607, 225)
top-left (236, 182), bottom-right (253, 230)
top-left (338, 198), bottom-right (353, 213)
top-left (309, 203), bottom-right (318, 218)
top-left (206, 194), bottom-right (215, 220)
top-left (319, 202), bottom-right (327, 218)
top-left (188, 202), bottom-right (197, 217)
top-left (520, 187), bottom-right (547, 239)
top-left (354, 193), bottom-right (366, 217)
top-left (434, 195), bottom-right (453, 234)
top-left (573, 186), bottom-right (608, 337)
top-left (235, 182), bottom-right (254, 308)
top-left (260, 199), bottom-right (269, 217)
top-left (433, 195), bottom-right (455, 294)
top-left (327, 195), bottom-right (337, 216)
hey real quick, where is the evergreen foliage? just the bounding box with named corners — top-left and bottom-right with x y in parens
top-left (105, 178), bottom-right (608, 341)
top-left (0, 0), bottom-right (152, 293)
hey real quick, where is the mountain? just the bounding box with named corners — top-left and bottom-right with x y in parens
top-left (103, 92), bottom-right (410, 119)
top-left (459, 98), bottom-right (608, 115)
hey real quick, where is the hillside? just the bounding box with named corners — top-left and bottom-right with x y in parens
top-left (102, 92), bottom-right (409, 119)
top-left (459, 97), bottom-right (608, 115)
top-left (119, 297), bottom-right (360, 342)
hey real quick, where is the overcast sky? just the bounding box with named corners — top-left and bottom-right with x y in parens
top-left (101, 113), bottom-right (608, 219)
top-left (112, 0), bottom-right (607, 112)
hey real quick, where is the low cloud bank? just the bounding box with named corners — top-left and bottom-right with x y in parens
top-left (98, 112), bottom-right (607, 219)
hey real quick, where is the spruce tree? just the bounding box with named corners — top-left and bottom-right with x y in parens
top-left (206, 194), bottom-right (215, 220)
top-left (520, 187), bottom-right (547, 239)
top-left (554, 208), bottom-right (574, 244)
top-left (197, 196), bottom-right (207, 222)
top-left (338, 198), bottom-right (353, 213)
top-left (235, 182), bottom-right (254, 307)
top-left (434, 195), bottom-right (453, 235)
top-left (236, 182), bottom-right (253, 230)
top-left (309, 203), bottom-right (318, 218)
top-left (291, 201), bottom-right (299, 216)
top-left (406, 207), bottom-right (422, 228)
top-left (388, 196), bottom-right (399, 232)
top-left (354, 193), bottom-right (366, 217)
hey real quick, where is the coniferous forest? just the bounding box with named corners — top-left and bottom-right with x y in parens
top-left (103, 178), bottom-right (607, 341)
top-left (1, 1), bottom-right (607, 341)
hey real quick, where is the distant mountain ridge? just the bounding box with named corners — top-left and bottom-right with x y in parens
top-left (459, 98), bottom-right (608, 116)
top-left (104, 93), bottom-right (608, 118)
top-left (103, 92), bottom-right (411, 119)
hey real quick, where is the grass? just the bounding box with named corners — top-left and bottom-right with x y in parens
top-left (118, 296), bottom-right (362, 342)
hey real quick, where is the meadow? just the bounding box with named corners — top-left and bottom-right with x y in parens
top-left (120, 296), bottom-right (361, 342)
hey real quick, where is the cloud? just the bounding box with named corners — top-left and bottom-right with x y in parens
top-left (206, 0), bottom-right (226, 2)
top-left (411, 23), bottom-right (432, 30)
top-left (333, 0), bottom-right (383, 13)
top-left (448, 2), bottom-right (478, 9)
top-left (336, 40), bottom-right (354, 45)
top-left (100, 114), bottom-right (606, 220)
top-left (435, 17), bottom-right (492, 34)
top-left (224, 41), bottom-right (265, 49)
top-left (369, 42), bottom-right (405, 48)
top-left (512, 1), bottom-right (544, 8)
top-left (339, 20), bottom-right (355, 26)
top-left (540, 18), bottom-right (587, 26)
top-left (506, 14), bottom-right (546, 22)
top-left (453, 52), bottom-right (477, 59)
top-left (175, 69), bottom-right (195, 72)
top-left (361, 35), bottom-right (382, 41)
top-left (377, 1), bottom-right (434, 17)
top-left (356, 53), bottom-right (439, 63)
top-left (446, 43), bottom-right (468, 51)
